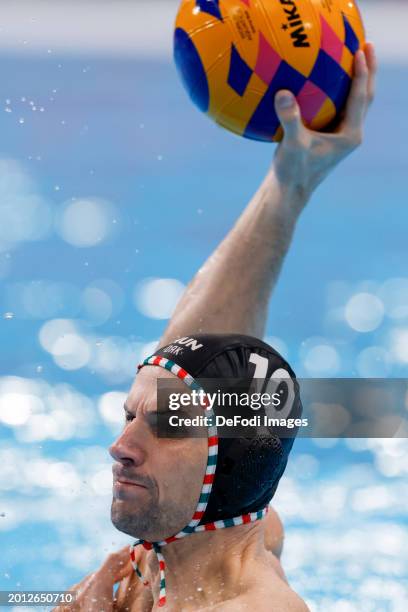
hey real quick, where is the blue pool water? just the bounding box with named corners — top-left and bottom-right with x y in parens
top-left (0, 52), bottom-right (407, 611)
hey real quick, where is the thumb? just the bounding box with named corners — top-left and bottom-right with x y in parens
top-left (274, 90), bottom-right (303, 141)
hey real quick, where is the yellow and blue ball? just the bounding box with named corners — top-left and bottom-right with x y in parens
top-left (174, 0), bottom-right (365, 141)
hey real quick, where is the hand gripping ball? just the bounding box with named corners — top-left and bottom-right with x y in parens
top-left (174, 0), bottom-right (365, 142)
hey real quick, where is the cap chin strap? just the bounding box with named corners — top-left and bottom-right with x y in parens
top-left (129, 355), bottom-right (268, 607)
top-left (129, 506), bottom-right (269, 607)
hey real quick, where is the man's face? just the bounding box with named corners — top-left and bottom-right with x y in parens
top-left (109, 366), bottom-right (207, 542)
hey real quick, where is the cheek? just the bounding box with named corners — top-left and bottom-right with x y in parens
top-left (155, 439), bottom-right (208, 499)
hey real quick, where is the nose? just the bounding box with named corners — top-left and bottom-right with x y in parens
top-left (109, 420), bottom-right (146, 467)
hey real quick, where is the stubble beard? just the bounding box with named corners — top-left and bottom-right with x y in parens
top-left (110, 494), bottom-right (193, 542)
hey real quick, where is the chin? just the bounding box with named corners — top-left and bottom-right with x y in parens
top-left (110, 498), bottom-right (193, 543)
top-left (110, 499), bottom-right (156, 540)
top-left (111, 500), bottom-right (139, 537)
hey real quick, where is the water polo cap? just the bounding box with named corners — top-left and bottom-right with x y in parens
top-left (130, 333), bottom-right (302, 606)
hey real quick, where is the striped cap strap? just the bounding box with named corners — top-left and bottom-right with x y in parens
top-left (130, 540), bottom-right (150, 586)
top-left (138, 354), bottom-right (219, 531)
top-left (154, 545), bottom-right (167, 607)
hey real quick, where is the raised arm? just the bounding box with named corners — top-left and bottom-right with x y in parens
top-left (160, 45), bottom-right (376, 345)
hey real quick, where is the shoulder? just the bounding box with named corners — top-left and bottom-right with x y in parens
top-left (210, 577), bottom-right (310, 612)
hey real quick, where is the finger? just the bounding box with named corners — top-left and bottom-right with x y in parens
top-left (342, 49), bottom-right (369, 134)
top-left (364, 41), bottom-right (377, 105)
top-left (69, 572), bottom-right (95, 597)
top-left (113, 573), bottom-right (132, 609)
top-left (99, 546), bottom-right (134, 585)
top-left (274, 90), bottom-right (305, 143)
top-left (114, 572), bottom-right (144, 611)
top-left (51, 574), bottom-right (93, 611)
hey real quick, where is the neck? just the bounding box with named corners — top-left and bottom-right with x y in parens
top-left (147, 521), bottom-right (268, 609)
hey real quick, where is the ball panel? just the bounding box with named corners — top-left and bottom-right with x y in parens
top-left (195, 0), bottom-right (224, 22)
top-left (208, 48), bottom-right (264, 123)
top-left (340, 45), bottom-right (354, 80)
top-left (254, 32), bottom-right (285, 86)
top-left (222, 0), bottom-right (263, 69)
top-left (259, 0), bottom-right (321, 77)
top-left (343, 12), bottom-right (360, 55)
top-left (296, 80), bottom-right (328, 125)
top-left (319, 13), bottom-right (344, 64)
top-left (308, 49), bottom-right (351, 112)
top-left (174, 28), bottom-right (210, 112)
top-left (227, 44), bottom-right (254, 96)
top-left (337, 0), bottom-right (365, 46)
top-left (214, 73), bottom-right (268, 137)
top-left (309, 96), bottom-right (336, 131)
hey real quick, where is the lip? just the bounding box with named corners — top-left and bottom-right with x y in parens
top-left (112, 465), bottom-right (149, 488)
top-left (113, 478), bottom-right (148, 499)
top-left (114, 478), bottom-right (147, 488)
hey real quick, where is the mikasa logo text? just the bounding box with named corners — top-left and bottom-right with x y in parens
top-left (279, 0), bottom-right (311, 48)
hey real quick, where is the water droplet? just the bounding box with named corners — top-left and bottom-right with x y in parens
top-left (21, 96), bottom-right (26, 102)
top-left (157, 155), bottom-right (163, 161)
top-left (4, 107), bottom-right (12, 113)
top-left (18, 117), bottom-right (25, 124)
top-left (5, 99), bottom-right (11, 105)
top-left (40, 107), bottom-right (45, 112)
top-left (29, 100), bottom-right (34, 106)
top-left (140, 123), bottom-right (145, 129)
top-left (3, 312), bottom-right (14, 319)
top-left (54, 185), bottom-right (60, 191)
top-left (36, 365), bottom-right (43, 373)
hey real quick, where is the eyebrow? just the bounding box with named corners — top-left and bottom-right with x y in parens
top-left (124, 403), bottom-right (135, 416)
top-left (124, 402), bottom-right (155, 416)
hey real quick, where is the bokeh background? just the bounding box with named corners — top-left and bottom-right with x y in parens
top-left (0, 1), bottom-right (407, 610)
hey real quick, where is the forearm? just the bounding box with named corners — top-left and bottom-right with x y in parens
top-left (160, 168), bottom-right (306, 345)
